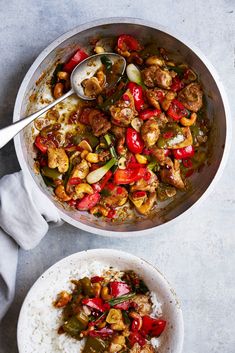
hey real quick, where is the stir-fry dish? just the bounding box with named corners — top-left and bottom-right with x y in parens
top-left (34, 34), bottom-right (210, 220)
top-left (53, 270), bottom-right (166, 353)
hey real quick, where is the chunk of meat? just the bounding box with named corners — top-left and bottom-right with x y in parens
top-left (141, 65), bottom-right (172, 89)
top-left (111, 126), bottom-right (126, 155)
top-left (130, 343), bottom-right (155, 353)
top-left (111, 126), bottom-right (126, 138)
top-left (132, 294), bottom-right (152, 316)
top-left (88, 109), bottom-right (111, 136)
top-left (178, 83), bottom-right (203, 112)
top-left (79, 108), bottom-right (111, 136)
top-left (47, 147), bottom-right (69, 173)
top-left (160, 159), bottom-right (185, 189)
top-left (131, 171), bottom-right (159, 193)
top-left (141, 118), bottom-right (160, 147)
top-left (145, 88), bottom-right (166, 110)
top-left (151, 147), bottom-right (168, 165)
top-left (102, 184), bottom-right (128, 208)
top-left (110, 89), bottom-right (138, 127)
top-left (131, 192), bottom-right (157, 215)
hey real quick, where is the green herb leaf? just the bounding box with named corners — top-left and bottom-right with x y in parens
top-left (109, 292), bottom-right (136, 306)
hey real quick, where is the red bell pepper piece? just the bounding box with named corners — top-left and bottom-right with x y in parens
top-left (128, 332), bottom-right (146, 347)
top-left (92, 171), bottom-right (112, 192)
top-left (91, 276), bottom-right (104, 283)
top-left (113, 301), bottom-right (130, 310)
top-left (127, 82), bottom-right (145, 111)
top-left (126, 127), bottom-right (144, 154)
top-left (76, 192), bottom-right (101, 211)
top-left (173, 145), bottom-right (195, 160)
top-left (82, 298), bottom-right (110, 312)
top-left (89, 327), bottom-right (113, 339)
top-left (67, 199), bottom-right (77, 207)
top-left (167, 99), bottom-right (189, 120)
top-left (182, 158), bottom-right (193, 168)
top-left (107, 209), bottom-right (116, 219)
top-left (34, 136), bottom-right (49, 154)
top-left (68, 177), bottom-right (82, 185)
top-left (63, 48), bottom-right (89, 73)
top-left (170, 76), bottom-right (184, 92)
top-left (110, 282), bottom-right (130, 298)
top-left (132, 191), bottom-right (147, 199)
top-left (139, 108), bottom-right (161, 121)
top-left (117, 34), bottom-right (141, 52)
top-left (114, 167), bottom-right (146, 185)
top-left (141, 316), bottom-right (166, 338)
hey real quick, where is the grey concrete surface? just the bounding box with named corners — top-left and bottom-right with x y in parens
top-left (0, 0), bottom-right (235, 352)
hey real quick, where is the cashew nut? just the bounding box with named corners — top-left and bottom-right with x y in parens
top-left (57, 71), bottom-right (69, 80)
top-left (90, 205), bottom-right (109, 217)
top-left (75, 183), bottom-right (94, 199)
top-left (94, 46), bottom-right (105, 54)
top-left (101, 286), bottom-right (112, 301)
top-left (70, 159), bottom-right (89, 179)
top-left (92, 283), bottom-right (102, 297)
top-left (53, 82), bottom-right (64, 99)
top-left (47, 148), bottom-right (69, 173)
top-left (135, 154), bottom-right (148, 164)
top-left (136, 192), bottom-right (157, 215)
top-left (55, 185), bottom-right (72, 201)
top-left (86, 152), bottom-right (99, 163)
top-left (180, 112), bottom-right (197, 126)
top-left (146, 56), bottom-right (165, 67)
top-left (111, 320), bottom-right (126, 331)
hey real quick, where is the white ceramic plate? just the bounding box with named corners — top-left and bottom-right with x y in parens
top-left (17, 249), bottom-right (184, 353)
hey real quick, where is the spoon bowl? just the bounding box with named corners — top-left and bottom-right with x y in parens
top-left (0, 53), bottom-right (126, 149)
top-left (71, 53), bottom-right (126, 100)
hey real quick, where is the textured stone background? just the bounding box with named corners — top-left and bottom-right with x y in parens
top-left (0, 0), bottom-right (234, 352)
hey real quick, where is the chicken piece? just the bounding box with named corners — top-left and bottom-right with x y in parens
top-left (131, 171), bottom-right (159, 193)
top-left (111, 126), bottom-right (126, 155)
top-left (160, 159), bottom-right (185, 189)
top-left (141, 118), bottom-right (160, 147)
top-left (88, 109), bottom-right (111, 136)
top-left (110, 89), bottom-right (138, 127)
top-left (132, 294), bottom-right (152, 316)
top-left (47, 147), bottom-right (69, 173)
top-left (82, 77), bottom-right (103, 98)
top-left (53, 291), bottom-right (72, 308)
top-left (111, 126), bottom-right (126, 138)
top-left (178, 83), bottom-right (203, 112)
top-left (70, 159), bottom-right (90, 180)
top-left (151, 147), bottom-right (168, 165)
top-left (102, 184), bottom-right (128, 208)
top-left (145, 88), bottom-right (166, 110)
top-left (78, 108), bottom-right (111, 136)
top-left (141, 65), bottom-right (172, 89)
top-left (130, 343), bottom-right (155, 353)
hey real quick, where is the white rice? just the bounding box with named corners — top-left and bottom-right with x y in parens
top-left (21, 262), bottom-right (162, 353)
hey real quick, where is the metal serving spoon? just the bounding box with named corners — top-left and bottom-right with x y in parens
top-left (0, 53), bottom-right (126, 149)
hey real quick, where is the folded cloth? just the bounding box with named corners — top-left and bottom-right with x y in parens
top-left (0, 171), bottom-right (62, 320)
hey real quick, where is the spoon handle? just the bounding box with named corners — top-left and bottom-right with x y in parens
top-left (0, 89), bottom-right (74, 149)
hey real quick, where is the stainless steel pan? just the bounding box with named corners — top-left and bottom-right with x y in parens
top-left (13, 18), bottom-right (231, 237)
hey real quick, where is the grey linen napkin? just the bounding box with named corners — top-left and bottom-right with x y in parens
top-left (0, 171), bottom-right (62, 320)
